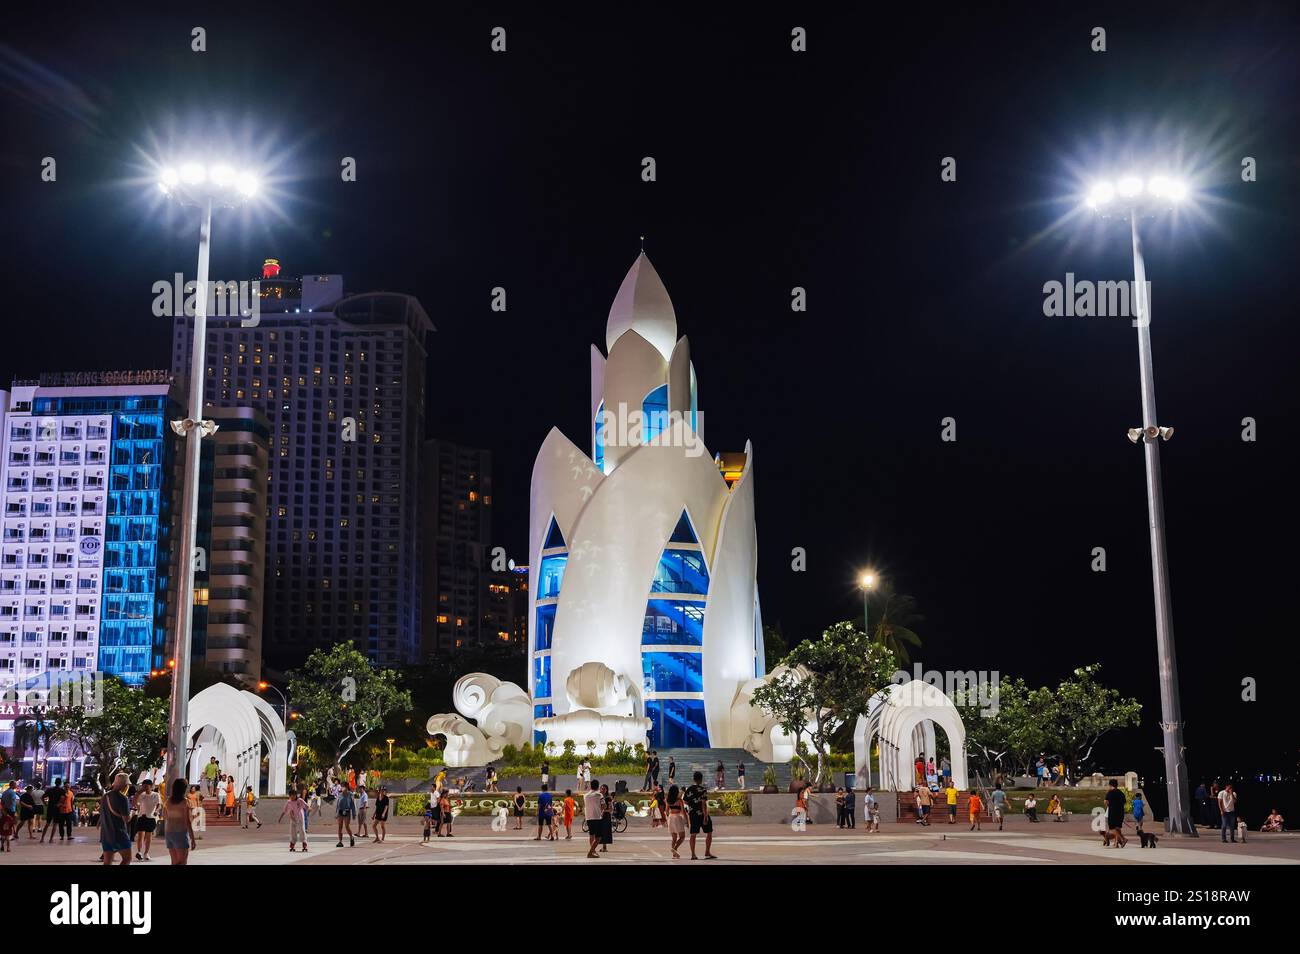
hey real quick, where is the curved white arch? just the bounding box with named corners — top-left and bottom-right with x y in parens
top-left (854, 680), bottom-right (967, 790)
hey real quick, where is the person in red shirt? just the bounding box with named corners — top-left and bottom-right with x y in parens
top-left (968, 791), bottom-right (984, 831)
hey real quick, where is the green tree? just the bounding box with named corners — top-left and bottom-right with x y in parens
top-left (1047, 664), bottom-right (1141, 773)
top-left (959, 676), bottom-right (1055, 779)
top-left (865, 588), bottom-right (923, 666)
top-left (49, 677), bottom-right (169, 792)
top-left (288, 642), bottom-right (412, 769)
top-left (11, 710), bottom-right (57, 778)
top-left (751, 621), bottom-right (896, 786)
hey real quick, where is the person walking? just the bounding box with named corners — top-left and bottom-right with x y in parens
top-left (685, 771), bottom-right (716, 859)
top-left (562, 788), bottom-right (575, 839)
top-left (1219, 783), bottom-right (1239, 843)
top-left (133, 779), bottom-right (160, 861)
top-left (582, 780), bottom-right (603, 859)
top-left (667, 755), bottom-right (676, 786)
top-left (598, 783), bottom-right (614, 852)
top-left (651, 750), bottom-right (661, 788)
top-left (968, 790), bottom-right (984, 831)
top-left (205, 758), bottom-right (220, 797)
top-left (944, 780), bottom-right (959, 824)
top-left (99, 773), bottom-right (133, 866)
top-left (335, 784), bottom-right (356, 847)
top-left (18, 785), bottom-right (38, 840)
top-left (512, 786), bottom-right (526, 830)
top-left (355, 785), bottom-right (369, 837)
top-left (916, 785), bottom-right (933, 825)
top-left (666, 783), bottom-right (687, 858)
top-left (991, 784), bottom-right (1008, 831)
top-left (163, 779), bottom-right (196, 865)
top-left (187, 785), bottom-right (206, 839)
top-left (535, 784), bottom-right (555, 841)
top-left (372, 787), bottom-right (389, 843)
top-left (0, 782), bottom-right (17, 851)
top-left (643, 751), bottom-right (655, 792)
top-left (736, 762), bottom-right (746, 790)
top-left (844, 786), bottom-right (856, 829)
top-left (715, 761), bottom-right (725, 791)
top-left (279, 788), bottom-right (309, 852)
top-left (1132, 791), bottom-right (1146, 833)
top-left (39, 779), bottom-right (62, 843)
top-left (1105, 779), bottom-right (1128, 847)
top-left (242, 786), bottom-right (262, 829)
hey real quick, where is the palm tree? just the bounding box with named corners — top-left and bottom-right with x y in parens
top-left (12, 711), bottom-right (56, 782)
top-left (866, 589), bottom-right (923, 666)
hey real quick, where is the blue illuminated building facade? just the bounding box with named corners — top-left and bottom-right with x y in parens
top-left (0, 376), bottom-right (180, 689)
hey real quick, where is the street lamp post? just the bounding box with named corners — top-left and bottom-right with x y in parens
top-left (158, 162), bottom-right (259, 785)
top-left (859, 572), bottom-right (876, 638)
top-left (259, 681), bottom-right (289, 723)
top-left (1086, 172), bottom-right (1196, 836)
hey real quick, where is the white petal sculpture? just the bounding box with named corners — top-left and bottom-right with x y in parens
top-left (425, 714), bottom-right (500, 768)
top-left (534, 708), bottom-right (652, 747)
top-left (566, 661), bottom-right (632, 711)
top-left (453, 673), bottom-right (531, 747)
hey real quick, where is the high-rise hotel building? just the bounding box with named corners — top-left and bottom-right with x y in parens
top-left (171, 263), bottom-right (433, 669)
top-left (0, 372), bottom-right (180, 688)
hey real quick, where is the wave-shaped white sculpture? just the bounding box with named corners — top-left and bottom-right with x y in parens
top-left (425, 714), bottom-right (500, 768)
top-left (453, 673), bottom-right (531, 747)
top-left (565, 661), bottom-right (632, 711)
top-left (535, 708), bottom-right (652, 747)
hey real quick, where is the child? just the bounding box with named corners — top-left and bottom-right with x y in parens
top-left (968, 790), bottom-right (984, 831)
top-left (242, 786), bottom-right (262, 829)
top-left (563, 789), bottom-right (576, 840)
top-left (421, 805), bottom-right (434, 843)
top-left (278, 790), bottom-right (308, 852)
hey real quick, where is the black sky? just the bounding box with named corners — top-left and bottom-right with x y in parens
top-left (2, 2), bottom-right (1298, 781)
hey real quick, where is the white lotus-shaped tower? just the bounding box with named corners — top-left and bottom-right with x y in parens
top-left (527, 253), bottom-right (764, 750)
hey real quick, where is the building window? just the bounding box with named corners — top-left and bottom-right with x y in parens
top-left (646, 699), bottom-right (709, 748)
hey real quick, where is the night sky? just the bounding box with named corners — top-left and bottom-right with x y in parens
top-left (2, 3), bottom-right (1297, 782)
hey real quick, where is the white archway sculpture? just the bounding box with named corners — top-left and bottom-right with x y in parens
top-left (171, 682), bottom-right (289, 797)
top-left (854, 679), bottom-right (968, 791)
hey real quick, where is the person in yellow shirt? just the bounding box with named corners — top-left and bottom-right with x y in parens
top-left (945, 783), bottom-right (959, 824)
top-left (242, 786), bottom-right (262, 829)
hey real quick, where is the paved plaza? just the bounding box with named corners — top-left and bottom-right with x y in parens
top-left (6, 813), bottom-right (1298, 866)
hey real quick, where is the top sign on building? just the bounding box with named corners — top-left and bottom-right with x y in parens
top-left (34, 370), bottom-right (173, 388)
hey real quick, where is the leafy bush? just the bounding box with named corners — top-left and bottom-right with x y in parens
top-left (714, 791), bottom-right (751, 816)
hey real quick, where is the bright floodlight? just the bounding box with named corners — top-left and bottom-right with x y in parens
top-left (159, 167), bottom-right (180, 189)
top-left (179, 162), bottom-right (207, 185)
top-left (1116, 175), bottom-right (1145, 198)
top-left (235, 171), bottom-right (259, 197)
top-left (1086, 181), bottom-right (1115, 209)
top-left (860, 572), bottom-right (876, 589)
top-left (209, 164), bottom-right (235, 187)
top-left (1148, 175), bottom-right (1187, 202)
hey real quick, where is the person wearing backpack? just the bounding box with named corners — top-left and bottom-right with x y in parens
top-left (242, 786), bottom-right (262, 829)
top-left (684, 771), bottom-right (717, 860)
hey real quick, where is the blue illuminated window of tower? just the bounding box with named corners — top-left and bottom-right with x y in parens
top-left (669, 511), bottom-right (698, 544)
top-left (535, 603), bottom-right (557, 650)
top-left (537, 554), bottom-right (567, 600)
top-left (646, 699), bottom-right (709, 748)
top-left (642, 384), bottom-right (668, 442)
top-left (642, 600), bottom-right (705, 645)
top-left (650, 550), bottom-right (709, 595)
top-left (593, 402), bottom-right (607, 473)
top-left (533, 703), bottom-right (553, 745)
top-left (543, 518), bottom-right (566, 550)
top-left (641, 651), bottom-right (704, 693)
top-left (533, 655), bottom-right (551, 697)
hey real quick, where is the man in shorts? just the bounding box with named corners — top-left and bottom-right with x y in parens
top-left (535, 784), bottom-right (555, 841)
top-left (991, 783), bottom-right (1008, 831)
top-left (684, 771), bottom-right (716, 860)
top-left (582, 780), bottom-right (604, 859)
top-left (944, 781), bottom-right (959, 824)
top-left (915, 785), bottom-right (933, 825)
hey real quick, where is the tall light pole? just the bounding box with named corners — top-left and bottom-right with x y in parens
top-left (858, 572), bottom-right (876, 638)
top-left (1085, 171), bottom-right (1196, 835)
top-left (158, 162), bottom-right (259, 784)
top-left (258, 680), bottom-right (289, 723)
